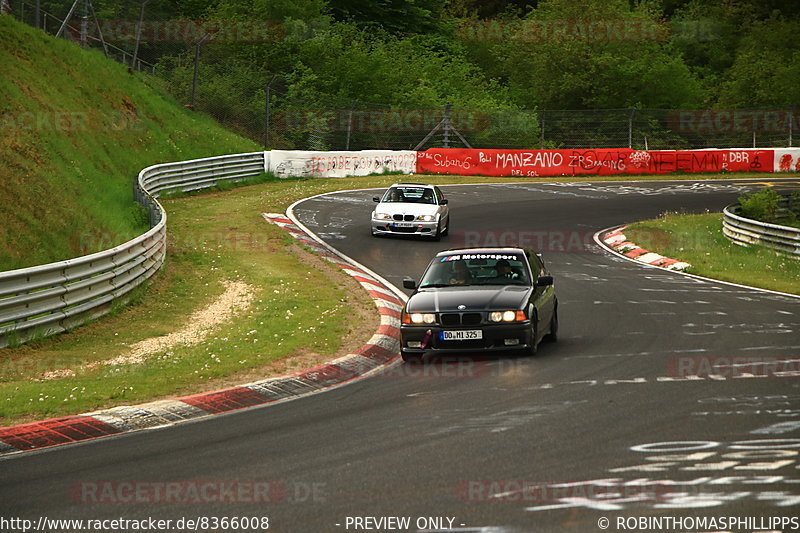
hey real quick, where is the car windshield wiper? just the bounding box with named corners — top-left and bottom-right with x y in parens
top-left (421, 283), bottom-right (477, 288)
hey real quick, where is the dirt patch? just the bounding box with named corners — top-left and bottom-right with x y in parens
top-left (146, 243), bottom-right (382, 397)
top-left (37, 280), bottom-right (257, 380)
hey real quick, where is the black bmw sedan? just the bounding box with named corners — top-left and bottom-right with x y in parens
top-left (400, 247), bottom-right (558, 362)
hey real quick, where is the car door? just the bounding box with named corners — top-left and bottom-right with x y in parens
top-left (528, 253), bottom-right (555, 339)
top-left (434, 186), bottom-right (449, 225)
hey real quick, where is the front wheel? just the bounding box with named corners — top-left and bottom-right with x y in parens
top-left (442, 215), bottom-right (450, 236)
top-left (432, 221), bottom-right (442, 241)
top-left (524, 322), bottom-right (538, 356)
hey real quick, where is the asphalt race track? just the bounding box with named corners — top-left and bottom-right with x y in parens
top-left (2, 179), bottom-right (800, 533)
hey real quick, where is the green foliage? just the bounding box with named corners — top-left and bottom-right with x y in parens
top-left (327, 0), bottom-right (447, 35)
top-left (716, 17), bottom-right (800, 108)
top-left (24, 0), bottom-right (800, 124)
top-left (93, 0), bottom-right (800, 149)
top-left (497, 0), bottom-right (704, 109)
top-left (738, 187), bottom-right (782, 223)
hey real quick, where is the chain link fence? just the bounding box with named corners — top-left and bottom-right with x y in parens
top-left (9, 2), bottom-right (798, 152)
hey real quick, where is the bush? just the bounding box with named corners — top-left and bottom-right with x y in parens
top-left (737, 187), bottom-right (781, 223)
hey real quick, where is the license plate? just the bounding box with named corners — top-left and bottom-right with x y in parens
top-left (441, 330), bottom-right (482, 341)
top-left (393, 222), bottom-right (414, 228)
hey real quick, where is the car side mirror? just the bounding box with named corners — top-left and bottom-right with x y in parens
top-left (373, 197), bottom-right (380, 202)
top-left (403, 278), bottom-right (417, 290)
top-left (440, 199), bottom-right (448, 205)
top-left (536, 275), bottom-right (553, 287)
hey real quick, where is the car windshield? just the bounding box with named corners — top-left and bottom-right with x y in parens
top-left (419, 253), bottom-right (530, 287)
top-left (382, 187), bottom-right (436, 205)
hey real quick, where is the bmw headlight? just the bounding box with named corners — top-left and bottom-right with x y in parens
top-left (416, 214), bottom-right (436, 222)
top-left (405, 312), bottom-right (436, 324)
top-left (374, 212), bottom-right (391, 220)
top-left (490, 310), bottom-right (526, 322)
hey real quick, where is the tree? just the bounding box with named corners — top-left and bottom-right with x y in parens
top-left (496, 0), bottom-right (703, 109)
top-left (326, 0), bottom-right (446, 35)
top-left (716, 16), bottom-right (800, 108)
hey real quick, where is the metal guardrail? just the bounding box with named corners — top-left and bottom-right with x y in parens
top-left (723, 199), bottom-right (800, 257)
top-left (0, 152), bottom-right (266, 348)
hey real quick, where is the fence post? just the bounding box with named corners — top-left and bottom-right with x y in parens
top-left (345, 101), bottom-right (355, 151)
top-left (190, 33), bottom-right (212, 108)
top-left (263, 75), bottom-right (276, 149)
top-left (132, 0), bottom-right (148, 71)
top-left (540, 110), bottom-right (545, 149)
top-left (56, 0), bottom-right (80, 38)
top-left (80, 0), bottom-right (88, 48)
top-left (628, 108), bottom-right (636, 149)
top-left (789, 110), bottom-right (794, 147)
top-left (35, 0), bottom-right (41, 28)
top-left (442, 103), bottom-right (452, 148)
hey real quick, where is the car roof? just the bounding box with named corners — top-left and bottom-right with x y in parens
top-left (435, 247), bottom-right (527, 257)
top-left (389, 183), bottom-right (434, 188)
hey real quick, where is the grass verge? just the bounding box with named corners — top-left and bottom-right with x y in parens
top-left (625, 212), bottom-right (800, 295)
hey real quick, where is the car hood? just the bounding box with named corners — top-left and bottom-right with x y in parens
top-left (406, 285), bottom-right (531, 313)
top-left (375, 202), bottom-right (439, 216)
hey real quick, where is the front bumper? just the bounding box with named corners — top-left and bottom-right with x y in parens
top-left (372, 218), bottom-right (438, 236)
top-left (400, 323), bottom-right (533, 355)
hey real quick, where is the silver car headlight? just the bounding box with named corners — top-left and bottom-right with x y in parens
top-left (374, 212), bottom-right (392, 220)
top-left (416, 214), bottom-right (436, 222)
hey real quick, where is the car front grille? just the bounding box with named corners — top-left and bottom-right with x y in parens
top-left (440, 312), bottom-right (482, 326)
top-left (393, 214), bottom-right (415, 221)
top-left (462, 313), bottom-right (482, 325)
